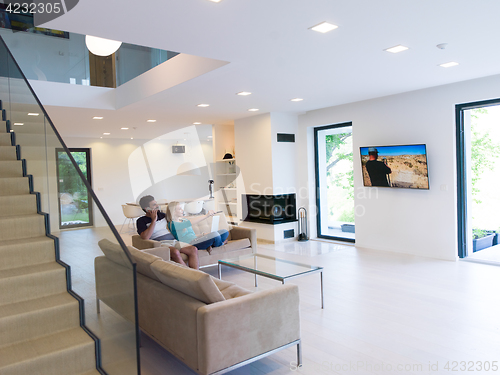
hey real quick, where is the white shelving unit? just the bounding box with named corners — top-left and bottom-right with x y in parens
top-left (215, 158), bottom-right (239, 225)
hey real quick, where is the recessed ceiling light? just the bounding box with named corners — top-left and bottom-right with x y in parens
top-left (100, 137), bottom-right (103, 139)
top-left (147, 119), bottom-right (156, 123)
top-left (237, 92), bottom-right (252, 96)
top-left (209, 0), bottom-right (222, 2)
top-left (440, 61), bottom-right (459, 68)
top-left (103, 133), bottom-right (110, 135)
top-left (208, 135), bottom-right (213, 138)
top-left (131, 137), bottom-right (134, 140)
top-left (309, 22), bottom-right (338, 33)
top-left (197, 104), bottom-right (210, 107)
top-left (384, 45), bottom-right (409, 53)
top-left (93, 116), bottom-right (103, 120)
top-left (121, 127), bottom-right (129, 130)
top-left (248, 108), bottom-right (259, 112)
top-left (193, 122), bottom-right (202, 125)
top-left (28, 113), bottom-right (39, 116)
top-left (14, 122), bottom-right (24, 126)
top-left (291, 98), bottom-right (303, 102)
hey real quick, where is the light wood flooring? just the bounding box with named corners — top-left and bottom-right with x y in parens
top-left (60, 228), bottom-right (500, 375)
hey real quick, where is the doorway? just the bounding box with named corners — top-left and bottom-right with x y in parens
top-left (56, 148), bottom-right (93, 229)
top-left (457, 99), bottom-right (500, 262)
top-left (314, 122), bottom-right (354, 242)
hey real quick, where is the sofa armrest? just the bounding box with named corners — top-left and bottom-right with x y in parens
top-left (132, 234), bottom-right (160, 250)
top-left (196, 284), bottom-right (300, 375)
top-left (230, 226), bottom-right (257, 252)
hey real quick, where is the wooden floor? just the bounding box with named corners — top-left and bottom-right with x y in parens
top-left (62, 228), bottom-right (500, 375)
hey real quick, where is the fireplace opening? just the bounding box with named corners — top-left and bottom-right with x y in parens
top-left (242, 193), bottom-right (297, 225)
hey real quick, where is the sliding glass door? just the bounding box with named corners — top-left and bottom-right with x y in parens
top-left (457, 100), bottom-right (500, 262)
top-left (315, 122), bottom-right (354, 242)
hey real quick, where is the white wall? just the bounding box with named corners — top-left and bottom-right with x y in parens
top-left (234, 113), bottom-right (273, 194)
top-left (298, 74), bottom-right (500, 261)
top-left (66, 130), bottom-right (213, 228)
top-left (270, 112), bottom-right (298, 194)
top-left (235, 112), bottom-right (299, 242)
top-left (212, 124), bottom-right (234, 161)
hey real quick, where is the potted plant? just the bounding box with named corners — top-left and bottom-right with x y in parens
top-left (472, 229), bottom-right (495, 252)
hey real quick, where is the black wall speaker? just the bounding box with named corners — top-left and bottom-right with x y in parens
top-left (277, 133), bottom-right (295, 143)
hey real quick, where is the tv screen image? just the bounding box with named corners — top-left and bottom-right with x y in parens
top-left (360, 144), bottom-right (429, 189)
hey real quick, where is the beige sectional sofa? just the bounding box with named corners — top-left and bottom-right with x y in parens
top-left (132, 212), bottom-right (256, 267)
top-left (95, 239), bottom-right (301, 375)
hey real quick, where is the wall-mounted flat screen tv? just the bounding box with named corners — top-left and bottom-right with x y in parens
top-left (360, 144), bottom-right (429, 189)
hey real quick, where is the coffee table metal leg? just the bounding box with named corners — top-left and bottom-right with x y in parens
top-left (320, 271), bottom-right (324, 309)
top-left (254, 256), bottom-right (258, 287)
top-left (218, 263), bottom-right (222, 279)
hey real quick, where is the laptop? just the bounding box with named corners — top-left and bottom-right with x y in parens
top-left (210, 215), bottom-right (220, 232)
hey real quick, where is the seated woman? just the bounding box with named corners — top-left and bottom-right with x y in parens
top-left (166, 201), bottom-right (228, 253)
top-left (137, 195), bottom-right (199, 269)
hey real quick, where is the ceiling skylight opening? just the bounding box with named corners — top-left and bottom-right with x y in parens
top-left (309, 22), bottom-right (338, 33)
top-left (248, 108), bottom-right (259, 112)
top-left (384, 45), bottom-right (409, 53)
top-left (28, 113), bottom-right (39, 116)
top-left (291, 98), bottom-right (303, 102)
top-left (93, 116), bottom-right (103, 120)
top-left (14, 123), bottom-right (24, 126)
top-left (440, 61), bottom-right (459, 68)
top-left (237, 92), bottom-right (252, 96)
top-left (147, 119), bottom-right (156, 123)
top-left (197, 104), bottom-right (210, 107)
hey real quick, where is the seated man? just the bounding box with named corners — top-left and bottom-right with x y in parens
top-left (137, 195), bottom-right (199, 270)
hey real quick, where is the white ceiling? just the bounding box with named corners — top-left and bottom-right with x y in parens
top-left (37, 0), bottom-right (500, 139)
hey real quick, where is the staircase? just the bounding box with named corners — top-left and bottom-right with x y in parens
top-left (0, 102), bottom-right (101, 375)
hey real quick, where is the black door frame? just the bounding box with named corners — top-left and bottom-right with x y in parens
top-left (314, 121), bottom-right (355, 243)
top-left (456, 98), bottom-right (500, 258)
top-left (56, 148), bottom-right (94, 229)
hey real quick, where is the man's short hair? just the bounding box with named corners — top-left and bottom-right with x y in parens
top-left (139, 195), bottom-right (155, 211)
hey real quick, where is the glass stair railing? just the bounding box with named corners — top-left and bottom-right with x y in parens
top-left (0, 35), bottom-right (140, 375)
top-left (0, 18), bottom-right (178, 87)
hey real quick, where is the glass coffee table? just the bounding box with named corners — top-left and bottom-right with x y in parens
top-left (218, 254), bottom-right (324, 308)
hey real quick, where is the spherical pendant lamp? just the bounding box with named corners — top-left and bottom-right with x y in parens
top-left (85, 35), bottom-right (122, 56)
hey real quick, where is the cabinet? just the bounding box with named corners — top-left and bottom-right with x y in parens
top-left (215, 158), bottom-right (238, 225)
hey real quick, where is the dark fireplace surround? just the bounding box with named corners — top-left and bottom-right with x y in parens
top-left (242, 194), bottom-right (297, 225)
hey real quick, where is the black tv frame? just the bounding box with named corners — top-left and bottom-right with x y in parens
top-left (360, 143), bottom-right (430, 190)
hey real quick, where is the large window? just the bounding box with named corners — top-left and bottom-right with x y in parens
top-left (315, 122), bottom-right (354, 242)
top-left (56, 148), bottom-right (93, 229)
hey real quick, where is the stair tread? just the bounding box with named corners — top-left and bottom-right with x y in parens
top-left (0, 327), bottom-right (94, 369)
top-left (0, 213), bottom-right (43, 220)
top-left (0, 292), bottom-right (76, 320)
top-left (0, 261), bottom-right (64, 279)
top-left (0, 236), bottom-right (53, 248)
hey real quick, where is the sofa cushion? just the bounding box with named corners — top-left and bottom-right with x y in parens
top-left (128, 247), bottom-right (163, 281)
top-left (212, 278), bottom-right (252, 299)
top-left (98, 239), bottom-right (133, 269)
top-left (208, 238), bottom-right (251, 256)
top-left (151, 260), bottom-right (225, 304)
